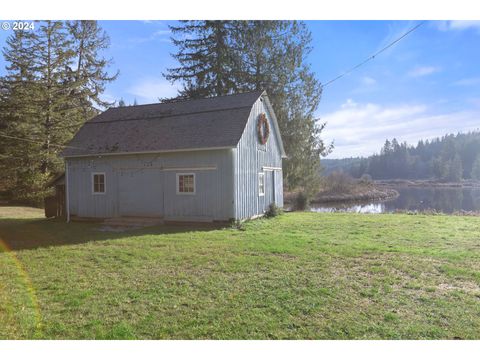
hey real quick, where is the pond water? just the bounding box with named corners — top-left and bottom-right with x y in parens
top-left (309, 186), bottom-right (480, 214)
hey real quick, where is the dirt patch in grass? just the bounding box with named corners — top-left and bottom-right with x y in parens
top-left (437, 282), bottom-right (480, 295)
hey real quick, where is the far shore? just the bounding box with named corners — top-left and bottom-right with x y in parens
top-left (375, 179), bottom-right (480, 188)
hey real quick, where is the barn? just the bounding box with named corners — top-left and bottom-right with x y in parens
top-left (62, 90), bottom-right (286, 223)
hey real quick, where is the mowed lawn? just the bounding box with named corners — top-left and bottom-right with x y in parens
top-left (1, 207), bottom-right (480, 339)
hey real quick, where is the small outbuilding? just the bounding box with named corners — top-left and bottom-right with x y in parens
top-left (62, 90), bottom-right (286, 222)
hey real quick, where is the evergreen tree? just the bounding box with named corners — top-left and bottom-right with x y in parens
top-left (67, 20), bottom-right (118, 124)
top-left (471, 155), bottom-right (480, 180)
top-left (332, 132), bottom-right (480, 182)
top-left (446, 154), bottom-right (463, 182)
top-left (0, 21), bottom-right (117, 204)
top-left (118, 98), bottom-right (126, 107)
top-left (165, 21), bottom-right (238, 98)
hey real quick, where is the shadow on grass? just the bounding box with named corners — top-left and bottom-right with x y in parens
top-left (0, 217), bottom-right (227, 251)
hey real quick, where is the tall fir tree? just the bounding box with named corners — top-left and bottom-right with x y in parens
top-left (0, 21), bottom-right (117, 204)
top-left (164, 21), bottom-right (239, 98)
top-left (471, 155), bottom-right (480, 180)
top-left (67, 20), bottom-right (118, 123)
top-left (0, 27), bottom-right (49, 200)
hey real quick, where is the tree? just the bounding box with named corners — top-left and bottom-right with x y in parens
top-left (381, 139), bottom-right (392, 155)
top-left (118, 98), bottom-right (126, 107)
top-left (0, 21), bottom-right (117, 204)
top-left (67, 20), bottom-right (118, 124)
top-left (0, 22), bottom-right (68, 201)
top-left (471, 155), bottom-right (480, 180)
top-left (165, 20), bottom-right (332, 194)
top-left (164, 21), bottom-right (239, 98)
top-left (446, 154), bottom-right (463, 182)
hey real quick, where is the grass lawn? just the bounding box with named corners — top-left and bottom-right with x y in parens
top-left (1, 206), bottom-right (480, 339)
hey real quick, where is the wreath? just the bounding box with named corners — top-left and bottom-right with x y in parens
top-left (257, 113), bottom-right (270, 145)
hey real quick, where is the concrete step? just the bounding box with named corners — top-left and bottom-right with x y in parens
top-left (102, 217), bottom-right (164, 227)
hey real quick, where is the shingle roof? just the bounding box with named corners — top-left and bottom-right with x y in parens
top-left (62, 91), bottom-right (264, 157)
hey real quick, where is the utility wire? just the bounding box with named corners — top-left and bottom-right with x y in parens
top-left (0, 132), bottom-right (84, 150)
top-left (322, 21), bottom-right (426, 89)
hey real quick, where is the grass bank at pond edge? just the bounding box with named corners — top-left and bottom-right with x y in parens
top-left (1, 206), bottom-right (480, 339)
top-left (285, 184), bottom-right (399, 205)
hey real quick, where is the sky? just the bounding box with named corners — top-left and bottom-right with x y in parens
top-left (1, 20), bottom-right (480, 159)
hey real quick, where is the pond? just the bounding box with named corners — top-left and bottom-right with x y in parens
top-left (308, 186), bottom-right (480, 214)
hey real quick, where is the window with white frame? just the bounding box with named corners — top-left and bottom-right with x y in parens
top-left (177, 173), bottom-right (195, 194)
top-left (92, 173), bottom-right (106, 194)
top-left (258, 172), bottom-right (265, 196)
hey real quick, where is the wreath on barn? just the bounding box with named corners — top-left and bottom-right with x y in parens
top-left (257, 113), bottom-right (270, 145)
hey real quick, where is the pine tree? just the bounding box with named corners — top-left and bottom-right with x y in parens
top-left (164, 21), bottom-right (238, 98)
top-left (471, 155), bottom-right (480, 180)
top-left (67, 20), bottom-right (119, 125)
top-left (447, 154), bottom-right (463, 182)
top-left (1, 20), bottom-right (117, 204)
top-left (0, 27), bottom-right (50, 201)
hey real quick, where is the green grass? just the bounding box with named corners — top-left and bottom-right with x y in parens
top-left (1, 206), bottom-right (480, 339)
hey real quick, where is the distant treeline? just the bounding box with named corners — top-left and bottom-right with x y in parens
top-left (322, 131), bottom-right (480, 181)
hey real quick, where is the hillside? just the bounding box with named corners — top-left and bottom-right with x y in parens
top-left (323, 131), bottom-right (480, 181)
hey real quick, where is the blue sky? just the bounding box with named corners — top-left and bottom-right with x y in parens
top-left (1, 20), bottom-right (480, 158)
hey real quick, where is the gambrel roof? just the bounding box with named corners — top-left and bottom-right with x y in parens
top-left (62, 90), bottom-right (285, 158)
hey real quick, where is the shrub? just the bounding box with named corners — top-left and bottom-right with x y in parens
top-left (265, 203), bottom-right (283, 218)
top-left (323, 171), bottom-right (355, 193)
top-left (293, 191), bottom-right (309, 211)
top-left (359, 173), bottom-right (373, 185)
top-left (229, 219), bottom-right (246, 231)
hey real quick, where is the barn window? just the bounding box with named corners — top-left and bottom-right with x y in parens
top-left (258, 173), bottom-right (265, 196)
top-left (92, 173), bottom-right (106, 194)
top-left (177, 173), bottom-right (195, 194)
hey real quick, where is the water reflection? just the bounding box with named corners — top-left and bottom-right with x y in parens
top-left (310, 202), bottom-right (385, 213)
top-left (309, 186), bottom-right (480, 214)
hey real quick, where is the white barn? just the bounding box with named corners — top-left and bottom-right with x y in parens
top-left (62, 91), bottom-right (286, 222)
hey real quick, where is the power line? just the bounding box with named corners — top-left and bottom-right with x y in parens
top-left (0, 132), bottom-right (84, 150)
top-left (322, 21), bottom-right (426, 89)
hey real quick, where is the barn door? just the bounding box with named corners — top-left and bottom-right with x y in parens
top-left (118, 169), bottom-right (164, 217)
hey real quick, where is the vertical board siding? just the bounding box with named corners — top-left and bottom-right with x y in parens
top-left (234, 96), bottom-right (284, 220)
top-left (66, 95), bottom-right (283, 222)
top-left (66, 149), bottom-right (235, 221)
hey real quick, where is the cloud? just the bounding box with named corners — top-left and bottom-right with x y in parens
top-left (408, 66), bottom-right (441, 77)
top-left (453, 77), bottom-right (480, 86)
top-left (100, 92), bottom-right (117, 105)
top-left (127, 77), bottom-right (180, 103)
top-left (141, 20), bottom-right (165, 25)
top-left (361, 76), bottom-right (377, 86)
top-left (321, 99), bottom-right (480, 158)
top-left (375, 21), bottom-right (416, 55)
top-left (437, 20), bottom-right (480, 32)
top-left (128, 29), bottom-right (171, 44)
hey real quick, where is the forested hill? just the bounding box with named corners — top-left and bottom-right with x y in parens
top-left (322, 131), bottom-right (480, 181)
